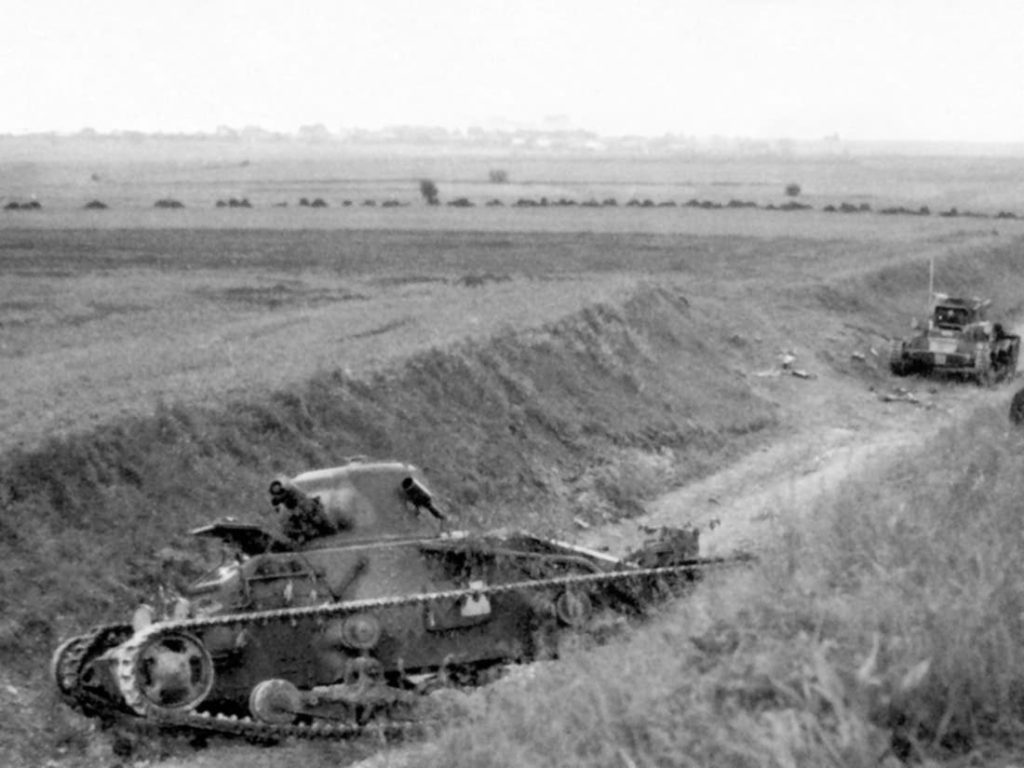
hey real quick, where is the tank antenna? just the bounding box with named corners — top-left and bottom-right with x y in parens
top-left (928, 256), bottom-right (935, 315)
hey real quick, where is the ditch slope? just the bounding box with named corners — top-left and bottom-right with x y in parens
top-left (7, 232), bottom-right (1024, 768)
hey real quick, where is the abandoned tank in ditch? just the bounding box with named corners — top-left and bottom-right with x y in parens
top-left (52, 458), bottom-right (736, 740)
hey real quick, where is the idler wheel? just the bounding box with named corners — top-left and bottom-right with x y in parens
top-left (50, 635), bottom-right (88, 699)
top-left (249, 679), bottom-right (302, 724)
top-left (133, 632), bottom-right (214, 712)
top-left (555, 590), bottom-right (592, 628)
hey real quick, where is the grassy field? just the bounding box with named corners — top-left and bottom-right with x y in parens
top-left (5, 145), bottom-right (1024, 766)
top-left (8, 136), bottom-right (1024, 215)
top-left (6, 218), bottom-right (1016, 455)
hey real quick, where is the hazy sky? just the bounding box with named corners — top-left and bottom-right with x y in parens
top-left (4, 0), bottom-right (1023, 142)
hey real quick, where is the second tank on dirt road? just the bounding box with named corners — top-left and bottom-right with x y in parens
top-left (890, 293), bottom-right (1019, 385)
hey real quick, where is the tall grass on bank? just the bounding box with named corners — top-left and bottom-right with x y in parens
top-left (796, 408), bottom-right (1024, 756)
top-left (421, 406), bottom-right (1024, 767)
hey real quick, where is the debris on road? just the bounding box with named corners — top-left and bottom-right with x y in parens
top-left (879, 387), bottom-right (922, 405)
top-left (753, 350), bottom-right (817, 380)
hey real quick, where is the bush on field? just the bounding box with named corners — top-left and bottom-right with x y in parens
top-left (420, 179), bottom-right (440, 206)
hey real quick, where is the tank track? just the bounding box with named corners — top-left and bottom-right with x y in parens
top-left (66, 557), bottom-right (746, 742)
top-left (52, 623), bottom-right (134, 716)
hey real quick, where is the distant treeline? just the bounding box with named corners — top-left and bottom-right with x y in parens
top-left (3, 196), bottom-right (1022, 221)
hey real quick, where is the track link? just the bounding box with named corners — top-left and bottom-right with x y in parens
top-left (52, 623), bottom-right (133, 716)
top-left (63, 556), bottom-right (748, 741)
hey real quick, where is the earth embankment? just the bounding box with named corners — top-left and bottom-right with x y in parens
top-left (3, 278), bottom-right (780, 765)
top-left (5, 226), bottom-right (1024, 767)
top-left (1, 283), bottom-right (776, 672)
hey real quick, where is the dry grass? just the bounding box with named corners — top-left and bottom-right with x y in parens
top-left (414, 407), bottom-right (1024, 768)
top-left (6, 157), bottom-right (1024, 765)
top-left (0, 229), bottom-right (652, 453)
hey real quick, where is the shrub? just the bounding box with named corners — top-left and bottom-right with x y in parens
top-left (420, 179), bottom-right (440, 206)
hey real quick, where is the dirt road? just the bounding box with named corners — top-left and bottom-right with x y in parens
top-left (579, 339), bottom-right (1021, 561)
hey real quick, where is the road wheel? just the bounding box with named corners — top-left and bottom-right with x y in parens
top-left (1010, 388), bottom-right (1024, 425)
top-left (121, 631), bottom-right (215, 714)
top-left (889, 341), bottom-right (910, 376)
top-left (249, 679), bottom-right (302, 725)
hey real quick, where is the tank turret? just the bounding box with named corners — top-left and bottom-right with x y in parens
top-left (268, 460), bottom-right (442, 544)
